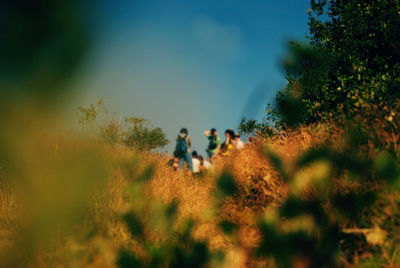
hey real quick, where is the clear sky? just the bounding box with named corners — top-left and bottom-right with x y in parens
top-left (73, 0), bottom-right (310, 154)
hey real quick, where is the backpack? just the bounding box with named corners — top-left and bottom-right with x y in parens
top-left (175, 136), bottom-right (187, 156)
top-left (208, 136), bottom-right (218, 150)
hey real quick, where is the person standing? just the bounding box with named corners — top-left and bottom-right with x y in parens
top-left (174, 128), bottom-right (193, 174)
top-left (204, 128), bottom-right (222, 160)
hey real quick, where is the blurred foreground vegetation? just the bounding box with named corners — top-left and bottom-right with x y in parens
top-left (1, 0), bottom-right (400, 267)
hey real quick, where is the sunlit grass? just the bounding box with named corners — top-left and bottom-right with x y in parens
top-left (1, 114), bottom-right (399, 267)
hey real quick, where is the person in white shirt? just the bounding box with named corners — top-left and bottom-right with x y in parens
top-left (191, 151), bottom-right (201, 174)
top-left (234, 132), bottom-right (245, 150)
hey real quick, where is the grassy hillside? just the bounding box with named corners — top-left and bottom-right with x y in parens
top-left (1, 121), bottom-right (399, 267)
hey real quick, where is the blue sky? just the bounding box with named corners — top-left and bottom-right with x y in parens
top-left (74, 0), bottom-right (310, 154)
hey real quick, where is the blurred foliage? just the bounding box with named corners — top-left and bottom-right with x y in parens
top-left (78, 100), bottom-right (169, 152)
top-left (0, 132), bottom-right (109, 266)
top-left (216, 171), bottom-right (238, 198)
top-left (253, 135), bottom-right (400, 267)
top-left (0, 1), bottom-right (94, 264)
top-left (0, 0), bottom-right (90, 103)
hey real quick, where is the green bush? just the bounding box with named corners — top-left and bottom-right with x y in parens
top-left (123, 117), bottom-right (169, 152)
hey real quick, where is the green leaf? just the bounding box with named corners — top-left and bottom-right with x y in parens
top-left (122, 211), bottom-right (144, 238)
top-left (297, 147), bottom-right (332, 168)
top-left (216, 171), bottom-right (238, 197)
top-left (218, 220), bottom-right (237, 235)
top-left (374, 152), bottom-right (400, 184)
top-left (116, 248), bottom-right (142, 268)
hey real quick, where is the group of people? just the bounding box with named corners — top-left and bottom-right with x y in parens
top-left (171, 127), bottom-right (245, 175)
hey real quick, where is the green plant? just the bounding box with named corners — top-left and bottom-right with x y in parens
top-left (123, 117), bottom-right (169, 152)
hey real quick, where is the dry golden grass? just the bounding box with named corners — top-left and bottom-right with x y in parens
top-left (0, 122), bottom-right (333, 266)
top-left (0, 121), bottom-right (399, 267)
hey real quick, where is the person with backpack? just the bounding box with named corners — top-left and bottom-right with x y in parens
top-left (204, 128), bottom-right (221, 160)
top-left (174, 128), bottom-right (193, 174)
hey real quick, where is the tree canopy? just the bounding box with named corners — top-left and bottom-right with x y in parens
top-left (279, 0), bottom-right (400, 124)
